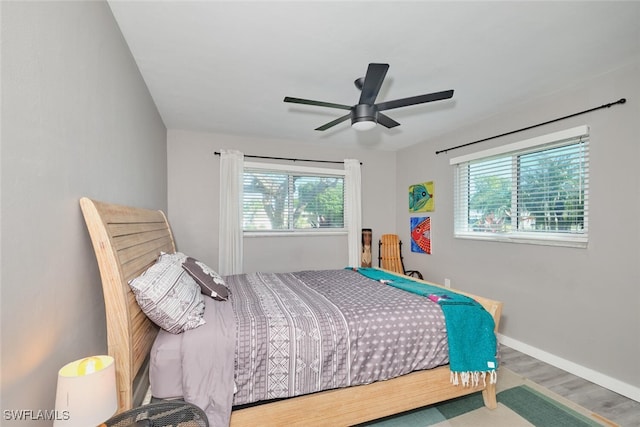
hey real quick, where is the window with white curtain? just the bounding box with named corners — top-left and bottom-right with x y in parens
top-left (451, 126), bottom-right (589, 248)
top-left (242, 162), bottom-right (345, 233)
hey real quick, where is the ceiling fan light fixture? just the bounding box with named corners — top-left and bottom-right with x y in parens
top-left (351, 119), bottom-right (377, 131)
top-left (351, 104), bottom-right (377, 131)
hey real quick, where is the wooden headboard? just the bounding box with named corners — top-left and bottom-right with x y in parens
top-left (80, 197), bottom-right (175, 413)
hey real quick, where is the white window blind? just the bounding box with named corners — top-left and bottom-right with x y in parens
top-left (242, 162), bottom-right (345, 233)
top-left (451, 126), bottom-right (589, 248)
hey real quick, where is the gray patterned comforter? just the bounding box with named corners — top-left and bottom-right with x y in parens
top-left (229, 269), bottom-right (449, 404)
top-left (176, 269), bottom-right (450, 425)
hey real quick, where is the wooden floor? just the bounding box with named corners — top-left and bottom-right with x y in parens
top-left (500, 345), bottom-right (640, 427)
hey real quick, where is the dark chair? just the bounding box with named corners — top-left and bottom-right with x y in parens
top-left (378, 234), bottom-right (423, 279)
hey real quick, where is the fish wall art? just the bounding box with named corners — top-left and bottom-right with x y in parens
top-left (410, 216), bottom-right (431, 254)
top-left (409, 181), bottom-right (434, 212)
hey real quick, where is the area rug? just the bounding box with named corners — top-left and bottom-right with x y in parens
top-left (358, 368), bottom-right (617, 427)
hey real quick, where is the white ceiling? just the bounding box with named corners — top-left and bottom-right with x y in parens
top-left (108, 1), bottom-right (640, 151)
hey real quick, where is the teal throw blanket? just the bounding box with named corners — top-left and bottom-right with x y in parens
top-left (352, 268), bottom-right (498, 386)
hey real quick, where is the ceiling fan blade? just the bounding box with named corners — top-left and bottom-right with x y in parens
top-left (376, 89), bottom-right (454, 111)
top-left (358, 63), bottom-right (389, 105)
top-left (315, 114), bottom-right (351, 131)
top-left (284, 97), bottom-right (351, 111)
top-left (376, 113), bottom-right (401, 129)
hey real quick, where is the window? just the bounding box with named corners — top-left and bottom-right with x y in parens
top-left (451, 126), bottom-right (589, 247)
top-left (242, 162), bottom-right (345, 233)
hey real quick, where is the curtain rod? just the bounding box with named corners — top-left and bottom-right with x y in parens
top-left (214, 152), bottom-right (362, 165)
top-left (435, 97), bottom-right (627, 155)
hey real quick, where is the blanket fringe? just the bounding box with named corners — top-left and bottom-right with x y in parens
top-left (450, 370), bottom-right (497, 387)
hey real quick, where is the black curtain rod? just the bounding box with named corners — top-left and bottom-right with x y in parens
top-left (214, 152), bottom-right (362, 165)
top-left (435, 97), bottom-right (627, 155)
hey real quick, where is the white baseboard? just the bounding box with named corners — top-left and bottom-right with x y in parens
top-left (498, 334), bottom-right (640, 403)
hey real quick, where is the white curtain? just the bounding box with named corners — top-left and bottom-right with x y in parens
top-left (218, 149), bottom-right (244, 275)
top-left (344, 159), bottom-right (362, 268)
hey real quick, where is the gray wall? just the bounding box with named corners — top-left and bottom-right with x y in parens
top-left (167, 129), bottom-right (396, 273)
top-left (1, 2), bottom-right (167, 424)
top-left (396, 60), bottom-right (640, 395)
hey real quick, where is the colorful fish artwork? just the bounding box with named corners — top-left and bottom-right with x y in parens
top-left (409, 181), bottom-right (434, 212)
top-left (411, 216), bottom-right (432, 254)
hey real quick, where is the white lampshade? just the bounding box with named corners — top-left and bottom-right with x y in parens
top-left (54, 355), bottom-right (117, 427)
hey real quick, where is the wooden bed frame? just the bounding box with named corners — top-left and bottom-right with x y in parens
top-left (80, 197), bottom-right (503, 426)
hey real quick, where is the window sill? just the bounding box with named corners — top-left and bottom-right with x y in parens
top-left (454, 232), bottom-right (588, 249)
top-left (244, 230), bottom-right (348, 238)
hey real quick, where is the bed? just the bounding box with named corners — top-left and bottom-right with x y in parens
top-left (79, 197), bottom-right (503, 426)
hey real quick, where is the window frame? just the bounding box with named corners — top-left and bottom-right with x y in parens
top-left (450, 126), bottom-right (589, 248)
top-left (242, 161), bottom-right (347, 237)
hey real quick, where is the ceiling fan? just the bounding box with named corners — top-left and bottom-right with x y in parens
top-left (284, 63), bottom-right (454, 131)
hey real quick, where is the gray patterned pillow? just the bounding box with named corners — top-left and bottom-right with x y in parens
top-left (129, 252), bottom-right (206, 334)
top-left (182, 257), bottom-right (229, 301)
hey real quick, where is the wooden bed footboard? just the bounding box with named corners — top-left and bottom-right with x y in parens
top-left (231, 366), bottom-right (497, 426)
top-left (80, 197), bottom-right (503, 425)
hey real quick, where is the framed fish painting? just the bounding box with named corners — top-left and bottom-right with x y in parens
top-left (410, 216), bottom-right (431, 254)
top-left (409, 181), bottom-right (434, 212)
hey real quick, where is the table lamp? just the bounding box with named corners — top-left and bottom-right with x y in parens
top-left (54, 355), bottom-right (117, 426)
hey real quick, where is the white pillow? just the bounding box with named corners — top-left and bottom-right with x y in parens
top-left (129, 252), bottom-right (205, 334)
